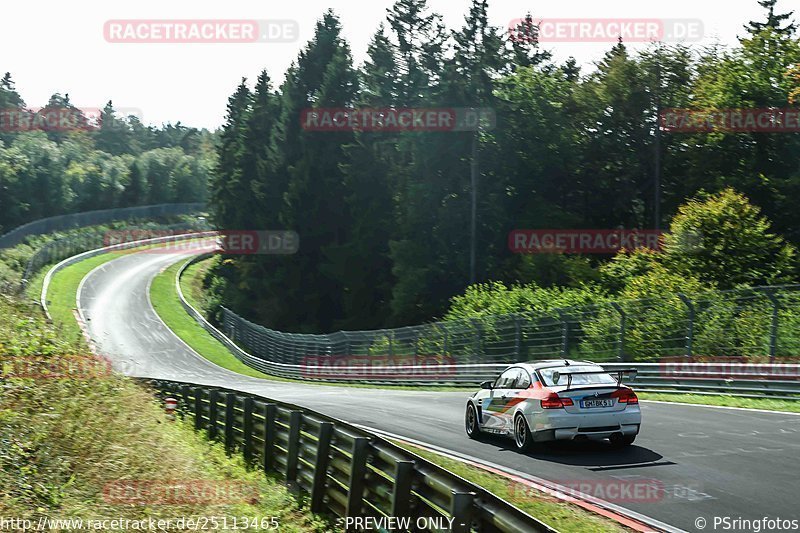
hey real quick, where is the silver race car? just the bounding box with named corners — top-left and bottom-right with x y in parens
top-left (465, 360), bottom-right (641, 451)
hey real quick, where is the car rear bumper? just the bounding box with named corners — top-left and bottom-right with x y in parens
top-left (530, 409), bottom-right (641, 441)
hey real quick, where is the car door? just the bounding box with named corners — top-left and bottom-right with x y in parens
top-left (480, 368), bottom-right (518, 432)
top-left (482, 368), bottom-right (523, 433)
top-left (495, 368), bottom-right (530, 432)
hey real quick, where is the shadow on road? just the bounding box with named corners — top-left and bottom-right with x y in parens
top-left (479, 435), bottom-right (669, 468)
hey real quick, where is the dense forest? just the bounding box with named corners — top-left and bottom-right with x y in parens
top-left (0, 85), bottom-right (214, 234)
top-left (206, 0), bottom-right (800, 334)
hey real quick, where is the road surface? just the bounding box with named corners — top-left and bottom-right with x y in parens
top-left (77, 250), bottom-right (800, 532)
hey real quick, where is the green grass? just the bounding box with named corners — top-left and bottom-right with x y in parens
top-left (173, 258), bottom-right (800, 407)
top-left (181, 256), bottom-right (216, 312)
top-left (0, 290), bottom-right (333, 531)
top-left (639, 392), bottom-right (800, 413)
top-left (394, 441), bottom-right (630, 533)
top-left (25, 264), bottom-right (49, 302)
top-left (150, 257), bottom-right (472, 390)
top-left (43, 253), bottom-right (126, 343)
top-left (151, 260), bottom-right (275, 379)
top-left (42, 238), bottom-right (212, 340)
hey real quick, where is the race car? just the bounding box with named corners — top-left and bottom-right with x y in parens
top-left (465, 360), bottom-right (641, 451)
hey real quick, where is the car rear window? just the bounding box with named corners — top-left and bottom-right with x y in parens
top-left (538, 366), bottom-right (618, 387)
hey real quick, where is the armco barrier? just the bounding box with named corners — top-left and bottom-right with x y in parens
top-left (15, 220), bottom-right (212, 294)
top-left (218, 283), bottom-right (800, 363)
top-left (0, 203), bottom-right (205, 249)
top-left (175, 257), bottom-right (800, 397)
top-left (41, 232), bottom-right (217, 320)
top-left (146, 379), bottom-right (556, 533)
top-left (36, 240), bottom-right (800, 399)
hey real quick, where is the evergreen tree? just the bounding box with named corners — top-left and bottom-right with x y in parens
top-left (121, 161), bottom-right (146, 206)
top-left (507, 13), bottom-right (552, 70)
top-left (386, 0), bottom-right (448, 104)
top-left (335, 27), bottom-right (400, 328)
top-left (210, 79), bottom-right (251, 229)
top-left (745, 0), bottom-right (797, 35)
top-left (96, 101), bottom-right (134, 156)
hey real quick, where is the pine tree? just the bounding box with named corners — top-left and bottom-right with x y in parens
top-left (452, 0), bottom-right (506, 102)
top-left (386, 0), bottom-right (448, 104)
top-left (745, 0), bottom-right (797, 35)
top-left (0, 73), bottom-right (25, 109)
top-left (335, 27), bottom-right (401, 328)
top-left (210, 79), bottom-right (251, 229)
top-left (232, 10), bottom-right (360, 331)
top-left (0, 73), bottom-right (26, 146)
top-left (242, 70), bottom-right (280, 229)
top-left (96, 101), bottom-right (134, 156)
top-left (561, 57), bottom-right (581, 82)
top-left (507, 13), bottom-right (552, 70)
top-left (121, 161), bottom-right (146, 206)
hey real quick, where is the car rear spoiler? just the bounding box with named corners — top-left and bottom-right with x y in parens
top-left (552, 369), bottom-right (639, 390)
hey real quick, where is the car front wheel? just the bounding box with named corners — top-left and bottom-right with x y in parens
top-left (465, 403), bottom-right (481, 439)
top-left (514, 414), bottom-right (534, 452)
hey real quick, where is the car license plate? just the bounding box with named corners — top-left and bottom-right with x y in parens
top-left (582, 399), bottom-right (614, 408)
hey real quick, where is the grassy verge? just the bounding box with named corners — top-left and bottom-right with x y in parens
top-left (0, 293), bottom-right (334, 531)
top-left (394, 440), bottom-right (630, 532)
top-left (0, 215), bottom-right (209, 290)
top-left (151, 257), bottom-right (471, 391)
top-left (43, 253), bottom-right (126, 343)
top-left (151, 260), bottom-right (274, 379)
top-left (181, 255), bottom-right (217, 312)
top-left (24, 264), bottom-right (49, 302)
top-left (176, 259), bottom-right (800, 411)
top-left (639, 392), bottom-right (800, 413)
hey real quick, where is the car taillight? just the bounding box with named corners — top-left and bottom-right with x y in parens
top-left (614, 389), bottom-right (639, 405)
top-left (541, 394), bottom-right (573, 409)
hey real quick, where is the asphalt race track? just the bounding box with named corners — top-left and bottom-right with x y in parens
top-left (77, 250), bottom-right (800, 533)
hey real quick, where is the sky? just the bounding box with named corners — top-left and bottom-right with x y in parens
top-left (2, 0), bottom-right (789, 130)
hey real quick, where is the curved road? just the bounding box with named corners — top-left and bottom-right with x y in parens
top-left (77, 251), bottom-right (800, 533)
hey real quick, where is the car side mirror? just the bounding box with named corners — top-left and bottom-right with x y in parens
top-left (480, 381), bottom-right (494, 390)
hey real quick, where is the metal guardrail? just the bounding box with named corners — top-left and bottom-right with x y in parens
top-left (146, 379), bottom-right (556, 533)
top-left (30, 238), bottom-right (800, 400)
top-left (12, 221), bottom-right (212, 294)
top-left (41, 232), bottom-right (217, 320)
top-left (219, 285), bottom-right (800, 364)
top-left (0, 203), bottom-right (206, 249)
top-left (175, 257), bottom-right (800, 398)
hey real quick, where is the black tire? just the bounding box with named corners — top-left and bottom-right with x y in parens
top-left (610, 433), bottom-right (636, 447)
top-left (465, 403), bottom-right (481, 439)
top-left (514, 414), bottom-right (534, 452)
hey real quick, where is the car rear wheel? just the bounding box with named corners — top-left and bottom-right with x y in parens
top-left (514, 414), bottom-right (534, 452)
top-left (610, 433), bottom-right (636, 447)
top-left (465, 404), bottom-right (481, 439)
